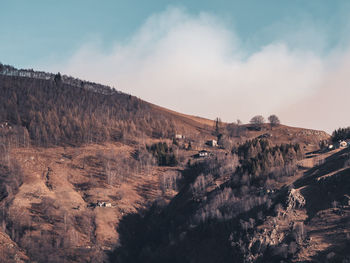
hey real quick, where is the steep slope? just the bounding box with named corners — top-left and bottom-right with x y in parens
top-left (0, 64), bottom-right (215, 147)
top-left (294, 148), bottom-right (350, 261)
top-left (110, 145), bottom-right (350, 263)
top-left (1, 142), bottom-right (184, 262)
top-left (0, 64), bottom-right (329, 148)
top-left (0, 64), bottom-right (338, 263)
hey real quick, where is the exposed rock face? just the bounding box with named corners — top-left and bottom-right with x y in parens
top-left (287, 188), bottom-right (306, 211)
top-left (231, 188), bottom-right (307, 263)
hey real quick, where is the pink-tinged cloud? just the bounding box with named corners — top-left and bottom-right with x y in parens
top-left (49, 7), bottom-right (349, 133)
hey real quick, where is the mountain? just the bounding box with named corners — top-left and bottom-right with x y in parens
top-left (2, 64), bottom-right (348, 263)
top-left (0, 63), bottom-right (328, 148)
top-left (109, 146), bottom-right (350, 263)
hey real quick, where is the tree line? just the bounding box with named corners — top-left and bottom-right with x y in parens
top-left (331, 127), bottom-right (350, 143)
top-left (0, 74), bottom-right (178, 147)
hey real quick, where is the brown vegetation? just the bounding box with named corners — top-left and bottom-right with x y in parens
top-left (1, 65), bottom-right (346, 263)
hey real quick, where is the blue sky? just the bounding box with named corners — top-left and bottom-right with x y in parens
top-left (1, 1), bottom-right (350, 132)
top-left (1, 0), bottom-right (349, 68)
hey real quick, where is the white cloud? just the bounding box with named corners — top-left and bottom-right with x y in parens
top-left (49, 7), bottom-right (350, 133)
top-left (279, 49), bottom-right (350, 132)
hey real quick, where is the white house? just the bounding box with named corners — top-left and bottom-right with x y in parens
top-left (96, 201), bottom-right (112, 207)
top-left (206, 140), bottom-right (218, 147)
top-left (175, 134), bottom-right (184, 139)
top-left (339, 140), bottom-right (348, 148)
top-left (198, 150), bottom-right (209, 157)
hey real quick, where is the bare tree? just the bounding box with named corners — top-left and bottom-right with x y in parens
top-left (160, 171), bottom-right (181, 194)
top-left (250, 115), bottom-right (265, 127)
top-left (268, 114), bottom-right (280, 128)
top-left (105, 160), bottom-right (116, 185)
top-left (226, 119), bottom-right (245, 137)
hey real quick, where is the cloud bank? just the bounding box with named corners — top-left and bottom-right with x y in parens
top-left (50, 7), bottom-right (350, 133)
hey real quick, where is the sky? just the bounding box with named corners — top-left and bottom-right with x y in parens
top-left (1, 0), bottom-right (350, 132)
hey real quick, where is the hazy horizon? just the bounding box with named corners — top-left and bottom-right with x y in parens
top-left (2, 1), bottom-right (350, 133)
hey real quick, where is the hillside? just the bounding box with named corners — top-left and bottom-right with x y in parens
top-left (110, 146), bottom-right (350, 263)
top-left (1, 65), bottom-right (348, 263)
top-left (0, 63), bottom-right (329, 148)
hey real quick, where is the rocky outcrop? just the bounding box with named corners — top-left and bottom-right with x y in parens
top-left (231, 188), bottom-right (307, 263)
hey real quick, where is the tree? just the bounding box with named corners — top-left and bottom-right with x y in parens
top-left (227, 119), bottom-right (244, 137)
top-left (214, 117), bottom-right (222, 137)
top-left (268, 114), bottom-right (280, 127)
top-left (54, 72), bottom-right (62, 84)
top-left (187, 141), bottom-right (192, 150)
top-left (250, 115), bottom-right (265, 126)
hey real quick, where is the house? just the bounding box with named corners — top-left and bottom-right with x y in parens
top-left (96, 201), bottom-right (112, 207)
top-left (198, 150), bottom-right (209, 158)
top-left (206, 139), bottom-right (218, 147)
top-left (339, 140), bottom-right (348, 148)
top-left (175, 134), bottom-right (184, 139)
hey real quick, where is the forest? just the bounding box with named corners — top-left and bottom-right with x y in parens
top-left (0, 73), bottom-right (178, 148)
top-left (109, 140), bottom-right (308, 263)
